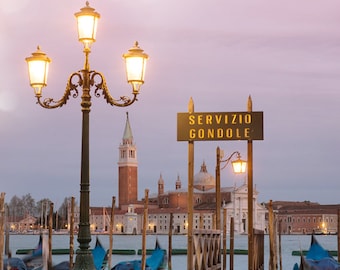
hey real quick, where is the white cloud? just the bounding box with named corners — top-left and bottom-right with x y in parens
top-left (0, 91), bottom-right (16, 112)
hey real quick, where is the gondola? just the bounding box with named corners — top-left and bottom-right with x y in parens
top-left (53, 236), bottom-right (108, 270)
top-left (16, 235), bottom-right (107, 270)
top-left (293, 235), bottom-right (340, 270)
top-left (112, 240), bottom-right (166, 270)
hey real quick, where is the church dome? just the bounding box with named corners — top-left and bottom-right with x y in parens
top-left (194, 161), bottom-right (215, 191)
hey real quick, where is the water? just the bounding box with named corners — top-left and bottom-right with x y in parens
top-left (6, 233), bottom-right (339, 269)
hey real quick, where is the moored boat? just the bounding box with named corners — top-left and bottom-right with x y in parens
top-left (3, 256), bottom-right (27, 270)
top-left (52, 236), bottom-right (108, 270)
top-left (293, 235), bottom-right (340, 270)
top-left (22, 235), bottom-right (43, 270)
top-left (92, 237), bottom-right (108, 270)
top-left (17, 235), bottom-right (107, 270)
top-left (112, 240), bottom-right (166, 270)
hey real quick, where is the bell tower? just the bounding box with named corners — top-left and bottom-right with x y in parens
top-left (158, 174), bottom-right (164, 195)
top-left (118, 112), bottom-right (138, 208)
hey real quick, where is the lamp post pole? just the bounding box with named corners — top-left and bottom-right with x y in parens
top-left (215, 147), bottom-right (246, 270)
top-left (215, 148), bottom-right (246, 230)
top-left (25, 3), bottom-right (148, 270)
top-left (215, 147), bottom-right (221, 231)
top-left (247, 96), bottom-right (254, 270)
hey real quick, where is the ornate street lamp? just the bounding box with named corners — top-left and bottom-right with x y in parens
top-left (216, 147), bottom-right (246, 230)
top-left (215, 147), bottom-right (246, 270)
top-left (25, 2), bottom-right (148, 270)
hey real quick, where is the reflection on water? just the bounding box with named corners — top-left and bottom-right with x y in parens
top-left (6, 233), bottom-right (339, 270)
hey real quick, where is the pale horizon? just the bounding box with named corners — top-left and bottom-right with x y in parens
top-left (1, 0), bottom-right (340, 208)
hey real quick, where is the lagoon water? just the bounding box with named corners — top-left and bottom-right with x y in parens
top-left (7, 233), bottom-right (339, 270)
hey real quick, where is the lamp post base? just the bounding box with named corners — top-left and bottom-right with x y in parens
top-left (74, 250), bottom-right (96, 270)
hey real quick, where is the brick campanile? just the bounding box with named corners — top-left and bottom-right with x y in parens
top-left (118, 112), bottom-right (138, 208)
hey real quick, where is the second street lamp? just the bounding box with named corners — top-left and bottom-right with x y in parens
top-left (215, 147), bottom-right (246, 231)
top-left (215, 147), bottom-right (246, 270)
top-left (25, 2), bottom-right (148, 270)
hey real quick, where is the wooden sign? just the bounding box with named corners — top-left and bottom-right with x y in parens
top-left (177, 111), bottom-right (263, 141)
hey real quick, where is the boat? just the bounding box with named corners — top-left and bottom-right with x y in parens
top-left (3, 235), bottom-right (42, 270)
top-left (293, 235), bottom-right (340, 270)
top-left (18, 235), bottom-right (107, 270)
top-left (3, 256), bottom-right (28, 270)
top-left (52, 236), bottom-right (108, 270)
top-left (22, 235), bottom-right (43, 270)
top-left (92, 237), bottom-right (108, 270)
top-left (112, 240), bottom-right (166, 270)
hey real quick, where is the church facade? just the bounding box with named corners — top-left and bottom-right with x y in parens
top-left (76, 113), bottom-right (267, 234)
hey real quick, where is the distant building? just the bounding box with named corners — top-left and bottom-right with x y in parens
top-left (7, 215), bottom-right (37, 233)
top-left (118, 112), bottom-right (138, 210)
top-left (77, 112), bottom-right (267, 234)
top-left (270, 201), bottom-right (340, 234)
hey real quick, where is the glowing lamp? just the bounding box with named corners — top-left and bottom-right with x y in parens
top-left (75, 1), bottom-right (100, 47)
top-left (232, 155), bottom-right (247, 174)
top-left (123, 42), bottom-right (149, 93)
top-left (25, 46), bottom-right (51, 96)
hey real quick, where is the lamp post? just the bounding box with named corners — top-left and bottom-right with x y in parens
top-left (215, 147), bottom-right (246, 270)
top-left (215, 147), bottom-right (246, 230)
top-left (25, 2), bottom-right (148, 270)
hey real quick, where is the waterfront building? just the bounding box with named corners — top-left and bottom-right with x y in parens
top-left (82, 113), bottom-right (267, 234)
top-left (6, 214), bottom-right (37, 233)
top-left (271, 201), bottom-right (340, 235)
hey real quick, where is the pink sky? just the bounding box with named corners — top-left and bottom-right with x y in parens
top-left (1, 0), bottom-right (340, 207)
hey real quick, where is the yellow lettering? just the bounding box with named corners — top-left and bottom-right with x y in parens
top-left (206, 115), bottom-right (212, 124)
top-left (244, 128), bottom-right (250, 138)
top-left (215, 115), bottom-right (222, 124)
top-left (226, 128), bottom-right (232, 138)
top-left (207, 129), bottom-right (214, 138)
top-left (224, 114), bottom-right (229, 124)
top-left (188, 113), bottom-right (253, 127)
top-left (189, 115), bottom-right (195, 125)
top-left (217, 128), bottom-right (223, 138)
top-left (184, 112), bottom-right (257, 141)
top-left (236, 128), bottom-right (241, 138)
top-left (245, 114), bottom-right (251, 124)
top-left (189, 129), bottom-right (196, 138)
top-left (232, 114), bottom-right (237, 124)
top-left (197, 115), bottom-right (203, 125)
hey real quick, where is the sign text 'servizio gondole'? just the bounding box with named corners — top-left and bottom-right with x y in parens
top-left (177, 112), bottom-right (264, 141)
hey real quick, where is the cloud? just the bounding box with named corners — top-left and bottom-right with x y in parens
top-left (0, 91), bottom-right (16, 112)
top-left (0, 0), bottom-right (29, 14)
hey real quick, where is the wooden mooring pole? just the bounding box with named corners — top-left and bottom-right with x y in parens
top-left (279, 220), bottom-right (282, 270)
top-left (70, 197), bottom-right (75, 269)
top-left (108, 197), bottom-right (115, 270)
top-left (48, 203), bottom-right (53, 270)
top-left (168, 213), bottom-right (173, 270)
top-left (268, 200), bottom-right (277, 270)
top-left (222, 208), bottom-right (227, 270)
top-left (230, 217), bottom-right (234, 270)
top-left (141, 189), bottom-right (149, 270)
top-left (5, 205), bottom-right (9, 256)
top-left (0, 193), bottom-right (5, 270)
top-left (338, 208), bottom-right (340, 262)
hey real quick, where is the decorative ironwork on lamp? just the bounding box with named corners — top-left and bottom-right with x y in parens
top-left (25, 2), bottom-right (148, 109)
top-left (219, 150), bottom-right (247, 174)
